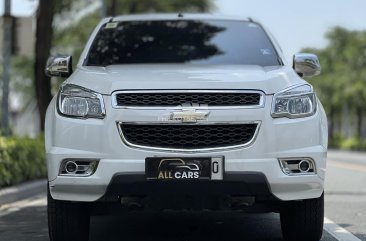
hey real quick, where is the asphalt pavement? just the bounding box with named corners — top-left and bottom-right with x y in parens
top-left (0, 150), bottom-right (365, 241)
top-left (325, 150), bottom-right (366, 240)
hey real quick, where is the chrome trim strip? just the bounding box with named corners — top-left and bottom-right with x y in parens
top-left (111, 90), bottom-right (265, 110)
top-left (116, 121), bottom-right (261, 153)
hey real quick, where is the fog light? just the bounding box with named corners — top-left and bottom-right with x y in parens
top-left (298, 160), bottom-right (311, 172)
top-left (65, 161), bottom-right (77, 173)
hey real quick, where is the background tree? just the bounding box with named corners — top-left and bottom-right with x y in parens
top-left (305, 27), bottom-right (366, 147)
top-left (34, 0), bottom-right (54, 131)
top-left (106, 0), bottom-right (212, 15)
top-left (34, 0), bottom-right (74, 130)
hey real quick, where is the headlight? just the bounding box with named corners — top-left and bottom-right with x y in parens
top-left (271, 84), bottom-right (316, 118)
top-left (58, 84), bottom-right (105, 118)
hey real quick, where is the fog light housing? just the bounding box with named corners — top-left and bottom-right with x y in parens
top-left (279, 158), bottom-right (315, 175)
top-left (59, 159), bottom-right (99, 177)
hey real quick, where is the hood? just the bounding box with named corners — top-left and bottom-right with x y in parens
top-left (66, 64), bottom-right (306, 95)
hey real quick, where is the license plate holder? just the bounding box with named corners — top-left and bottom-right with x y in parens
top-left (145, 157), bottom-right (224, 180)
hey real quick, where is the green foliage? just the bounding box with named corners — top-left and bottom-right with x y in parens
top-left (55, 0), bottom-right (73, 13)
top-left (328, 133), bottom-right (366, 150)
top-left (336, 137), bottom-right (366, 151)
top-left (105, 0), bottom-right (213, 15)
top-left (0, 56), bottom-right (34, 116)
top-left (11, 56), bottom-right (35, 108)
top-left (328, 132), bottom-right (345, 148)
top-left (303, 27), bottom-right (366, 142)
top-left (339, 138), bottom-right (362, 150)
top-left (0, 136), bottom-right (46, 187)
top-left (53, 12), bottom-right (101, 69)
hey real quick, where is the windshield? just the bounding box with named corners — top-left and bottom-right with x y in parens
top-left (85, 20), bottom-right (280, 66)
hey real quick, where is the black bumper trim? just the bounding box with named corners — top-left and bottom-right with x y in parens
top-left (98, 172), bottom-right (277, 202)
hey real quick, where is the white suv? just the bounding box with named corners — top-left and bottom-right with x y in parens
top-left (45, 14), bottom-right (327, 241)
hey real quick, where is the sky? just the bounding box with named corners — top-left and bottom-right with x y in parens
top-left (2, 0), bottom-right (366, 63)
top-left (0, 0), bottom-right (38, 16)
top-left (214, 0), bottom-right (366, 62)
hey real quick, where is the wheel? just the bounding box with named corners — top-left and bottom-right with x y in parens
top-left (47, 186), bottom-right (90, 241)
top-left (280, 193), bottom-right (324, 241)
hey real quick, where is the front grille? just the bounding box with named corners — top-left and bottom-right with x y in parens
top-left (120, 123), bottom-right (258, 150)
top-left (114, 92), bottom-right (261, 107)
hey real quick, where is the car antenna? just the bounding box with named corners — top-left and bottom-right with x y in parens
top-left (108, 17), bottom-right (114, 23)
top-left (178, 13), bottom-right (184, 18)
top-left (248, 17), bottom-right (253, 22)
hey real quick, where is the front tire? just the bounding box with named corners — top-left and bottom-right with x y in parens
top-left (47, 186), bottom-right (90, 241)
top-left (280, 193), bottom-right (324, 241)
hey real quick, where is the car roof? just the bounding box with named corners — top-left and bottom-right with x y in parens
top-left (110, 13), bottom-right (253, 23)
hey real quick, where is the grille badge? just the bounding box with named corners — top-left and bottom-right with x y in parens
top-left (170, 104), bottom-right (210, 123)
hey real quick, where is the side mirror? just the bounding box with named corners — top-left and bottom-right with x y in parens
top-left (45, 55), bottom-right (73, 78)
top-left (293, 53), bottom-right (321, 77)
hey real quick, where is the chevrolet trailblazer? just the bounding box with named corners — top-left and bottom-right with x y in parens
top-left (45, 14), bottom-right (327, 241)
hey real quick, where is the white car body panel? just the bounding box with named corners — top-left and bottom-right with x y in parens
top-left (66, 65), bottom-right (305, 95)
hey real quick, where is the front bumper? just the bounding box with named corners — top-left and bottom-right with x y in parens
top-left (46, 95), bottom-right (327, 202)
top-left (48, 151), bottom-right (325, 202)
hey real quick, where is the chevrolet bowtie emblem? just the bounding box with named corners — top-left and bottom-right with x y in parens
top-left (170, 108), bottom-right (210, 123)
